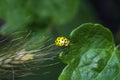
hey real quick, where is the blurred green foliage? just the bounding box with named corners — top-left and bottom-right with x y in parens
top-left (0, 0), bottom-right (79, 35)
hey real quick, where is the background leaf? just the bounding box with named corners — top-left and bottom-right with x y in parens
top-left (0, 0), bottom-right (79, 35)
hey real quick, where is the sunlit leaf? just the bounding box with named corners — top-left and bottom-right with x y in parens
top-left (59, 23), bottom-right (120, 80)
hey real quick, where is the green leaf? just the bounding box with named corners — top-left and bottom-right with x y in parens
top-left (0, 0), bottom-right (79, 35)
top-left (59, 23), bottom-right (120, 80)
top-left (25, 0), bottom-right (79, 25)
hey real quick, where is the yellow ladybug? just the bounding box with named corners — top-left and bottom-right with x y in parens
top-left (55, 36), bottom-right (70, 47)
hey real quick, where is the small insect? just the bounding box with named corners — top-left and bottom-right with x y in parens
top-left (55, 36), bottom-right (70, 47)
